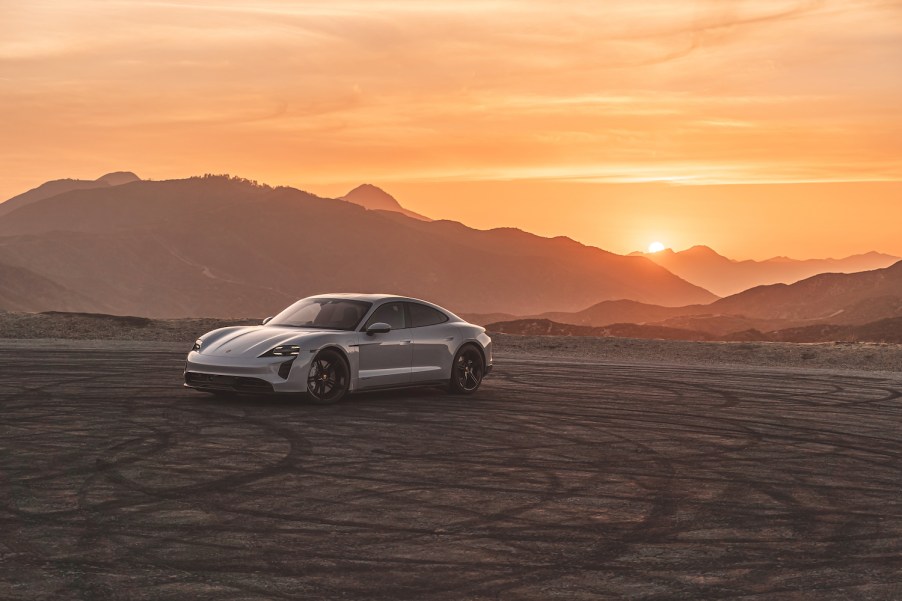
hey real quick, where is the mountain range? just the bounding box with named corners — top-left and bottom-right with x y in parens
top-left (0, 174), bottom-right (715, 318)
top-left (484, 261), bottom-right (902, 342)
top-left (487, 316), bottom-right (902, 344)
top-left (3, 172), bottom-right (898, 338)
top-left (632, 245), bottom-right (899, 297)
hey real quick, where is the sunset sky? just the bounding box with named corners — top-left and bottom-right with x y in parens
top-left (2, 0), bottom-right (901, 259)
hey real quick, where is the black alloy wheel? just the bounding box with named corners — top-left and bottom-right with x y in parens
top-left (450, 345), bottom-right (485, 394)
top-left (307, 349), bottom-right (350, 404)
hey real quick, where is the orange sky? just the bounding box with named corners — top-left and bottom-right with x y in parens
top-left (1, 0), bottom-right (901, 259)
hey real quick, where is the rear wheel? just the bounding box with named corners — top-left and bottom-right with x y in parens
top-left (306, 349), bottom-right (350, 404)
top-left (449, 345), bottom-right (485, 394)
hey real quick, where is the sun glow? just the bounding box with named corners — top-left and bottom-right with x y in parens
top-left (648, 241), bottom-right (666, 253)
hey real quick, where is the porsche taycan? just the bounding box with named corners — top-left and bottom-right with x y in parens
top-left (184, 294), bottom-right (493, 403)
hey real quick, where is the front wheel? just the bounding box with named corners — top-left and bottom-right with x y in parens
top-left (306, 349), bottom-right (350, 404)
top-left (449, 345), bottom-right (485, 394)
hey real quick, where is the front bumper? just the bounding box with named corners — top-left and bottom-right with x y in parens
top-left (184, 350), bottom-right (314, 393)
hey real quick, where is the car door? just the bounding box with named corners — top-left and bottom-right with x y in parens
top-left (356, 301), bottom-right (413, 388)
top-left (407, 302), bottom-right (455, 383)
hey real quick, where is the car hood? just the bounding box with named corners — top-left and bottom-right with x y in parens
top-left (200, 325), bottom-right (340, 358)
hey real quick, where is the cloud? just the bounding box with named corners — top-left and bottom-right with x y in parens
top-left (0, 0), bottom-right (900, 199)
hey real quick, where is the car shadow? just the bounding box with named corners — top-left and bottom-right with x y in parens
top-left (186, 384), bottom-right (453, 409)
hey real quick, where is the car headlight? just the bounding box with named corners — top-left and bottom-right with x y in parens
top-left (192, 338), bottom-right (203, 352)
top-left (260, 344), bottom-right (301, 358)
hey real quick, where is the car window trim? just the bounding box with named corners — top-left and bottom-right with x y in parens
top-left (406, 301), bottom-right (450, 328)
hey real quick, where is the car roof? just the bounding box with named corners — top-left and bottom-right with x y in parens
top-left (310, 293), bottom-right (462, 319)
top-left (311, 293), bottom-right (425, 303)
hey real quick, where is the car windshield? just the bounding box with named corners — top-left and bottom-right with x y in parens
top-left (268, 298), bottom-right (372, 330)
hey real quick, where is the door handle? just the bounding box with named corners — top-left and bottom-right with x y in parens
top-left (400, 340), bottom-right (412, 345)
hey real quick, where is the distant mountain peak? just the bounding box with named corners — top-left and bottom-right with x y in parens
top-left (96, 171), bottom-right (140, 186)
top-left (682, 245), bottom-right (722, 257)
top-left (637, 245), bottom-right (724, 260)
top-left (350, 183), bottom-right (383, 193)
top-left (852, 250), bottom-right (897, 260)
top-left (0, 171), bottom-right (141, 218)
top-left (629, 247), bottom-right (675, 257)
top-left (341, 184), bottom-right (431, 221)
top-left (342, 184), bottom-right (403, 211)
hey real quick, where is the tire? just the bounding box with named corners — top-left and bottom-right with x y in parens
top-left (449, 344), bottom-right (485, 394)
top-left (306, 349), bottom-right (351, 404)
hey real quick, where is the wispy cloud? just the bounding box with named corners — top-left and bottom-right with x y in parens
top-left (0, 0), bottom-right (900, 197)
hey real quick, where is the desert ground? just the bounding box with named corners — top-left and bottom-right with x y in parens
top-left (1, 324), bottom-right (901, 599)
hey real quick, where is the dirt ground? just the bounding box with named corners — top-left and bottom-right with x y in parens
top-left (491, 333), bottom-right (902, 374)
top-left (1, 340), bottom-right (902, 599)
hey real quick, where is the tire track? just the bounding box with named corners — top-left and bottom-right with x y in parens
top-left (1, 343), bottom-right (901, 599)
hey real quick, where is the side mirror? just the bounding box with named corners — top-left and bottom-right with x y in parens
top-left (262, 316), bottom-right (273, 325)
top-left (366, 322), bottom-right (391, 336)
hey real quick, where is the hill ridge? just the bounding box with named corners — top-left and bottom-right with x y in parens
top-left (0, 175), bottom-right (716, 317)
top-left (634, 244), bottom-right (899, 296)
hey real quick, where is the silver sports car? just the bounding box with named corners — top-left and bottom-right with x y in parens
top-left (184, 294), bottom-right (493, 403)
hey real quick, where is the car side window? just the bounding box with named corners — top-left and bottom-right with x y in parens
top-left (408, 302), bottom-right (449, 328)
top-left (365, 302), bottom-right (407, 330)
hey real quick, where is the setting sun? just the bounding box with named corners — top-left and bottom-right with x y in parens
top-left (648, 242), bottom-right (666, 254)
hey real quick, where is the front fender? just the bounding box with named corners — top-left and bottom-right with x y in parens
top-left (301, 334), bottom-right (361, 392)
